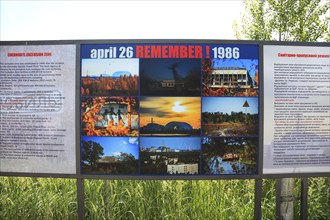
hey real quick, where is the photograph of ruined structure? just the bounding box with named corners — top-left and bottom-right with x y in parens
top-left (140, 58), bottom-right (201, 96)
top-left (82, 97), bottom-right (139, 136)
top-left (202, 59), bottom-right (258, 96)
top-left (140, 137), bottom-right (200, 175)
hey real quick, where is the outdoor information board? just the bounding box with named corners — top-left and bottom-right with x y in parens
top-left (80, 43), bottom-right (259, 176)
top-left (0, 45), bottom-right (76, 174)
top-left (263, 45), bottom-right (330, 174)
top-left (0, 40), bottom-right (329, 179)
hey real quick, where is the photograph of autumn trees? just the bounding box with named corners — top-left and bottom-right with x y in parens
top-left (82, 97), bottom-right (138, 136)
top-left (202, 58), bottom-right (258, 97)
top-left (202, 137), bottom-right (257, 175)
top-left (81, 136), bottom-right (139, 174)
top-left (81, 59), bottom-right (139, 96)
top-left (202, 97), bottom-right (258, 136)
top-left (140, 58), bottom-right (201, 96)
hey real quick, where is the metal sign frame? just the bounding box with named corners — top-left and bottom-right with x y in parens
top-left (1, 39), bottom-right (329, 220)
top-left (1, 39), bottom-right (328, 180)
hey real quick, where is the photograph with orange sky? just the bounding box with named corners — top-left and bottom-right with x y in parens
top-left (140, 97), bottom-right (201, 136)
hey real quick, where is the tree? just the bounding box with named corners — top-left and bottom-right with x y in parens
top-left (235, 1), bottom-right (329, 219)
top-left (115, 152), bottom-right (136, 162)
top-left (82, 140), bottom-right (104, 168)
top-left (234, 0), bottom-right (330, 42)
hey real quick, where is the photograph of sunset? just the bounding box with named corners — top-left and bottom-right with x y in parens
top-left (140, 97), bottom-right (201, 136)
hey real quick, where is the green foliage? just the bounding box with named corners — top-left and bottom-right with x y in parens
top-left (308, 177), bottom-right (330, 219)
top-left (82, 140), bottom-right (104, 168)
top-left (202, 137), bottom-right (257, 161)
top-left (0, 177), bottom-right (77, 219)
top-left (0, 177), bottom-right (330, 220)
top-left (234, 1), bottom-right (329, 219)
top-left (202, 111), bottom-right (258, 125)
top-left (84, 179), bottom-right (255, 220)
top-left (261, 179), bottom-right (276, 219)
top-left (0, 177), bottom-right (329, 219)
top-left (234, 0), bottom-right (330, 42)
top-left (115, 152), bottom-right (136, 161)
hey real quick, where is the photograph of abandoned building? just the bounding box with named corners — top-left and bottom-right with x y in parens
top-left (140, 58), bottom-right (201, 96)
top-left (202, 58), bottom-right (259, 96)
top-left (140, 137), bottom-right (200, 175)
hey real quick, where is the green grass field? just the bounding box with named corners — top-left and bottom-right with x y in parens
top-left (0, 177), bottom-right (329, 219)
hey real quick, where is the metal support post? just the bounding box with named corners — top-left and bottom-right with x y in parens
top-left (276, 179), bottom-right (282, 220)
top-left (77, 178), bottom-right (84, 220)
top-left (254, 178), bottom-right (262, 220)
top-left (300, 178), bottom-right (308, 220)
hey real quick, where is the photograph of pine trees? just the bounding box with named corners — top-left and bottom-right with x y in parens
top-left (202, 97), bottom-right (258, 136)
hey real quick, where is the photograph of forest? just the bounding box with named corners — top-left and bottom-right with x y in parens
top-left (202, 137), bottom-right (257, 175)
top-left (81, 136), bottom-right (139, 174)
top-left (82, 97), bottom-right (139, 136)
top-left (140, 58), bottom-right (201, 96)
top-left (202, 97), bottom-right (258, 136)
top-left (202, 58), bottom-right (259, 97)
top-left (81, 59), bottom-right (139, 96)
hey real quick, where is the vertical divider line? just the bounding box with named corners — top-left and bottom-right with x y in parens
top-left (76, 43), bottom-right (84, 220)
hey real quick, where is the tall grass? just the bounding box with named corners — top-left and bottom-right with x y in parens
top-left (0, 177), bottom-right (329, 219)
top-left (84, 180), bottom-right (255, 220)
top-left (308, 177), bottom-right (330, 220)
top-left (261, 179), bottom-right (276, 219)
top-left (0, 177), bottom-right (77, 219)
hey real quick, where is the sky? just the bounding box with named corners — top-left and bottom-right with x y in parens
top-left (140, 97), bottom-right (201, 128)
top-left (202, 97), bottom-right (258, 114)
top-left (0, 1), bottom-right (244, 41)
top-left (82, 136), bottom-right (139, 159)
top-left (81, 58), bottom-right (139, 77)
top-left (140, 137), bottom-right (201, 151)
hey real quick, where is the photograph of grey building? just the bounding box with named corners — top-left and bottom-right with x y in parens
top-left (140, 137), bottom-right (200, 175)
top-left (202, 58), bottom-right (259, 96)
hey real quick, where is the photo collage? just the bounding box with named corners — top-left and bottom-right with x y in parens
top-left (81, 45), bottom-right (259, 176)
